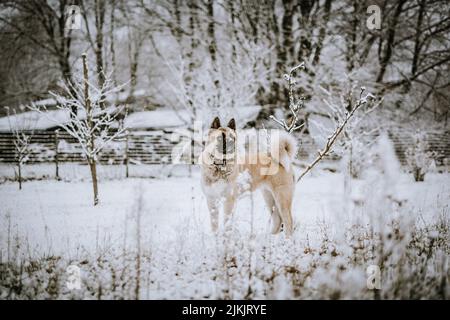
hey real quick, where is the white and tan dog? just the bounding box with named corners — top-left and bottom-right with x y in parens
top-left (199, 117), bottom-right (297, 235)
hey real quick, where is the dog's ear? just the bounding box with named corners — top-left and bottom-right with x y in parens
top-left (210, 117), bottom-right (221, 130)
top-left (227, 118), bottom-right (236, 131)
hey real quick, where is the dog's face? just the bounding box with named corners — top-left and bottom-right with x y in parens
top-left (204, 117), bottom-right (237, 168)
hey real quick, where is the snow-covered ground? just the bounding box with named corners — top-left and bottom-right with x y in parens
top-left (0, 163), bottom-right (448, 299)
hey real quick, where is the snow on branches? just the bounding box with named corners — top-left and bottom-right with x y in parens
top-left (30, 54), bottom-right (126, 161)
top-left (270, 63), bottom-right (378, 183)
top-left (270, 62), bottom-right (306, 133)
top-left (29, 53), bottom-right (127, 205)
top-left (405, 130), bottom-right (437, 182)
top-left (297, 87), bottom-right (377, 182)
top-left (4, 106), bottom-right (36, 190)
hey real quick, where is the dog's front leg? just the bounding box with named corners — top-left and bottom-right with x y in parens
top-left (207, 197), bottom-right (219, 232)
top-left (223, 191), bottom-right (236, 230)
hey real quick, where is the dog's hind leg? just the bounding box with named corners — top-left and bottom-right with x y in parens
top-left (262, 189), bottom-right (282, 234)
top-left (207, 197), bottom-right (219, 233)
top-left (273, 185), bottom-right (294, 236)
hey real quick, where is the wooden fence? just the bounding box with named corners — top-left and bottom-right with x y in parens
top-left (0, 129), bottom-right (449, 166)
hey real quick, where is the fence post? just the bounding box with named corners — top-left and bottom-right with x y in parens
top-left (190, 134), bottom-right (195, 177)
top-left (125, 129), bottom-right (129, 178)
top-left (54, 129), bottom-right (60, 180)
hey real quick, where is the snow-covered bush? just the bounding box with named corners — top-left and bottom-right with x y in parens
top-left (4, 106), bottom-right (36, 190)
top-left (405, 130), bottom-right (436, 182)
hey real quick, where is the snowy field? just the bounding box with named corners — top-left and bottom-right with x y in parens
top-left (0, 163), bottom-right (449, 299)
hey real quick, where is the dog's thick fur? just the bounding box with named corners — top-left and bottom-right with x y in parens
top-left (199, 117), bottom-right (297, 235)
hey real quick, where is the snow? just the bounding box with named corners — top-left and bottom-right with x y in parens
top-left (0, 109), bottom-right (70, 132)
top-left (124, 106), bottom-right (261, 130)
top-left (0, 163), bottom-right (448, 299)
top-left (124, 109), bottom-right (190, 129)
top-left (0, 105), bottom-right (262, 132)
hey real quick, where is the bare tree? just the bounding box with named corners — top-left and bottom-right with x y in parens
top-left (30, 53), bottom-right (126, 205)
top-left (405, 129), bottom-right (437, 182)
top-left (4, 107), bottom-right (35, 190)
top-left (0, 0), bottom-right (77, 110)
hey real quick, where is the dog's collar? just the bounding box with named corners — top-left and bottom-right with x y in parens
top-left (211, 164), bottom-right (233, 178)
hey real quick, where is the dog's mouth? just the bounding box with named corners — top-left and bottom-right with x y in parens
top-left (211, 153), bottom-right (236, 176)
top-left (212, 156), bottom-right (235, 167)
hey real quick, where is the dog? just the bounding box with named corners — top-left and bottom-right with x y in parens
top-left (199, 117), bottom-right (297, 235)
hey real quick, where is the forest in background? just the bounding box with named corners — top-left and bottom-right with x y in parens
top-left (0, 0), bottom-right (449, 130)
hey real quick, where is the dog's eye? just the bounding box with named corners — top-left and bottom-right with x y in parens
top-left (226, 138), bottom-right (235, 153)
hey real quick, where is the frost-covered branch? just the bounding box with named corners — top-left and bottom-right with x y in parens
top-left (159, 41), bottom-right (273, 129)
top-left (4, 106), bottom-right (36, 189)
top-left (29, 58), bottom-right (127, 161)
top-left (405, 129), bottom-right (438, 182)
top-left (297, 87), bottom-right (375, 183)
top-left (270, 62), bottom-right (306, 133)
top-left (28, 53), bottom-right (128, 205)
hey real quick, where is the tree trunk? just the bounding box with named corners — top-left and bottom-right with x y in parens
top-left (267, 0), bottom-right (281, 105)
top-left (186, 0), bottom-right (198, 109)
top-left (109, 0), bottom-right (118, 87)
top-left (312, 0), bottom-right (332, 66)
top-left (414, 168), bottom-right (425, 182)
top-left (346, 0), bottom-right (360, 72)
top-left (409, 0), bottom-right (426, 92)
top-left (58, 1), bottom-right (76, 115)
top-left (82, 53), bottom-right (100, 206)
top-left (272, 0), bottom-right (294, 105)
top-left (173, 0), bottom-right (182, 43)
top-left (229, 1), bottom-right (238, 62)
top-left (277, 0), bottom-right (294, 70)
top-left (89, 159), bottom-right (99, 206)
top-left (376, 0), bottom-right (406, 83)
top-left (95, 0), bottom-right (106, 108)
top-left (206, 0), bottom-right (217, 65)
top-left (18, 161), bottom-right (22, 190)
top-left (54, 130), bottom-right (59, 180)
top-left (298, 0), bottom-right (314, 61)
top-left (129, 39), bottom-right (143, 99)
top-left (125, 130), bottom-right (129, 178)
top-left (206, 0), bottom-right (219, 107)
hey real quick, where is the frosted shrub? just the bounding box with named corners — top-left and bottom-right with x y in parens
top-left (405, 130), bottom-right (436, 182)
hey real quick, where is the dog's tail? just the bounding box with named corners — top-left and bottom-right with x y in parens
top-left (272, 131), bottom-right (298, 171)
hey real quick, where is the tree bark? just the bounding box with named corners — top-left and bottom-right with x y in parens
top-left (55, 130), bottom-right (60, 180)
top-left (129, 39), bottom-right (143, 99)
top-left (376, 0), bottom-right (406, 83)
top-left (89, 159), bottom-right (99, 206)
top-left (297, 0), bottom-right (315, 61)
top-left (18, 161), bottom-right (22, 190)
top-left (95, 0), bottom-right (106, 108)
top-left (83, 53), bottom-right (99, 206)
top-left (346, 0), bottom-right (360, 72)
top-left (280, 0), bottom-right (294, 68)
top-left (207, 0), bottom-right (217, 65)
top-left (109, 0), bottom-right (118, 87)
top-left (125, 129), bottom-right (129, 178)
top-left (312, 0), bottom-right (332, 66)
top-left (411, 0), bottom-right (426, 77)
